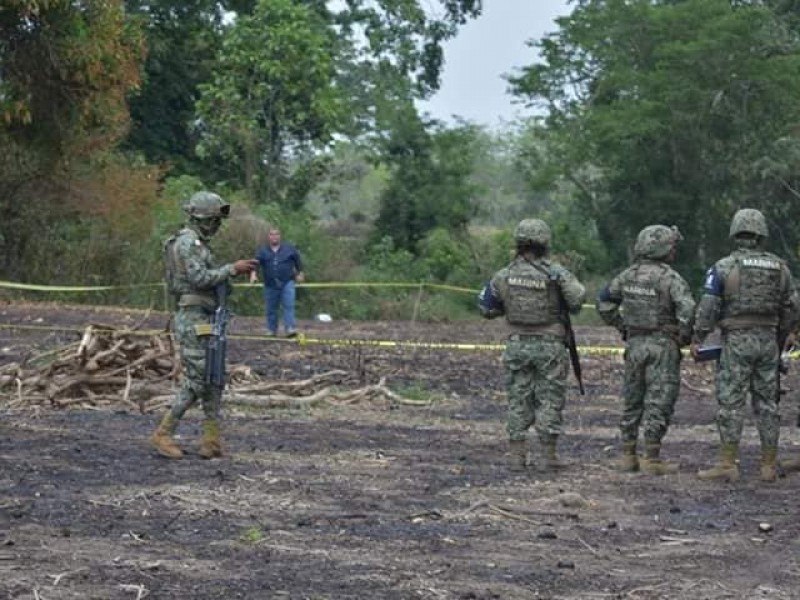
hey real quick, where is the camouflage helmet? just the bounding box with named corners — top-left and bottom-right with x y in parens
top-left (514, 219), bottom-right (551, 246)
top-left (183, 191), bottom-right (230, 220)
top-left (729, 208), bottom-right (768, 239)
top-left (634, 225), bottom-right (682, 260)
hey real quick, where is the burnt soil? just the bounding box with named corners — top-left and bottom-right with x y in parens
top-left (1, 303), bottom-right (799, 600)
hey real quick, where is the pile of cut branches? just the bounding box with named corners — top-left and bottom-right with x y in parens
top-left (0, 325), bottom-right (431, 413)
top-left (0, 324), bottom-right (179, 412)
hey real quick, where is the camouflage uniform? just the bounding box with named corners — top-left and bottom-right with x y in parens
top-left (694, 209), bottom-right (800, 482)
top-left (151, 192), bottom-right (256, 459)
top-left (479, 219), bottom-right (586, 471)
top-left (596, 225), bottom-right (695, 474)
top-left (167, 227), bottom-right (236, 424)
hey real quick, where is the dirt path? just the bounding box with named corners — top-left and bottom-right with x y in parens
top-left (0, 303), bottom-right (799, 599)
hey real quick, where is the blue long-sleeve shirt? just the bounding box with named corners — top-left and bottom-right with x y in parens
top-left (255, 243), bottom-right (303, 289)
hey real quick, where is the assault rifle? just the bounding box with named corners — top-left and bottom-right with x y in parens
top-left (205, 283), bottom-right (230, 388)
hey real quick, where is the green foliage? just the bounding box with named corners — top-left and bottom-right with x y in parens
top-left (195, 0), bottom-right (343, 205)
top-left (417, 228), bottom-right (472, 283)
top-left (467, 123), bottom-right (542, 226)
top-left (373, 112), bottom-right (481, 252)
top-left (0, 0), bottom-right (145, 154)
top-left (156, 174), bottom-right (208, 233)
top-left (124, 0), bottom-right (225, 174)
top-left (305, 142), bottom-right (389, 222)
top-left (0, 0), bottom-right (153, 293)
top-left (391, 381), bottom-right (442, 404)
top-left (365, 236), bottom-right (426, 283)
top-left (239, 527), bottom-right (265, 544)
top-left (124, 0), bottom-right (482, 188)
top-left (332, 1), bottom-right (482, 100)
top-left (510, 0), bottom-right (800, 274)
top-left (0, 148), bottom-right (164, 307)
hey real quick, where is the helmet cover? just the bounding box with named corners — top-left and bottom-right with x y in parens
top-left (634, 225), bottom-right (682, 260)
top-left (183, 191), bottom-right (231, 220)
top-left (729, 208), bottom-right (768, 239)
top-left (514, 219), bottom-right (551, 246)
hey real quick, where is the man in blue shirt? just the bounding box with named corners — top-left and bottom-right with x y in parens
top-left (251, 228), bottom-right (305, 336)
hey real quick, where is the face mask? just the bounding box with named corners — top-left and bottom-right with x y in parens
top-left (195, 217), bottom-right (222, 239)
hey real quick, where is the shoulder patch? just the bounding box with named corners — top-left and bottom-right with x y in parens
top-left (703, 266), bottom-right (724, 296)
top-left (597, 284), bottom-right (620, 304)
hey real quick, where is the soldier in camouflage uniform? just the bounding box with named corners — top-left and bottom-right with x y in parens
top-left (150, 192), bottom-right (257, 459)
top-left (479, 219), bottom-right (586, 472)
top-left (691, 208), bottom-right (800, 482)
top-left (596, 225), bottom-right (695, 475)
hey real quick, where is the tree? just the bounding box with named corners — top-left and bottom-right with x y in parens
top-left (0, 0), bottom-right (149, 280)
top-left (509, 0), bottom-right (800, 275)
top-left (123, 0), bottom-right (225, 173)
top-left (194, 0), bottom-right (484, 207)
top-left (195, 0), bottom-right (342, 206)
top-left (373, 109), bottom-right (481, 252)
top-left (332, 0), bottom-right (481, 98)
top-left (0, 0), bottom-right (145, 154)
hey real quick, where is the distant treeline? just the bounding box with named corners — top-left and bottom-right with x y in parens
top-left (1, 0), bottom-right (799, 319)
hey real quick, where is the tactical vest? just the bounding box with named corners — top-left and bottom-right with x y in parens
top-left (503, 260), bottom-right (560, 326)
top-left (620, 263), bottom-right (677, 332)
top-left (723, 253), bottom-right (785, 320)
top-left (164, 228), bottom-right (195, 299)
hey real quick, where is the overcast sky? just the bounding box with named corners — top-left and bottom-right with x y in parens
top-left (418, 1), bottom-right (571, 127)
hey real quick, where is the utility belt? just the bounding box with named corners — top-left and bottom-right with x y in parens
top-left (508, 322), bottom-right (565, 340)
top-left (719, 315), bottom-right (778, 332)
top-left (626, 325), bottom-right (678, 339)
top-left (178, 294), bottom-right (217, 336)
top-left (178, 293), bottom-right (216, 311)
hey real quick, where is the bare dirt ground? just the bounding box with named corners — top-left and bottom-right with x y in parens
top-left (1, 302), bottom-right (799, 600)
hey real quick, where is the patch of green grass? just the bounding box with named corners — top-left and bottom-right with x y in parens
top-left (392, 381), bottom-right (442, 404)
top-left (239, 526), bottom-right (266, 544)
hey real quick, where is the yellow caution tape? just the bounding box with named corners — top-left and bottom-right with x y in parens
top-left (0, 279), bottom-right (601, 311)
top-left (3, 321), bottom-right (800, 362)
top-left (0, 281), bottom-right (163, 292)
top-left (0, 322), bottom-right (636, 355)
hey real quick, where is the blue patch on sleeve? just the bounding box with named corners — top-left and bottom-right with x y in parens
top-left (478, 281), bottom-right (503, 313)
top-left (596, 285), bottom-right (619, 304)
top-left (703, 267), bottom-right (724, 296)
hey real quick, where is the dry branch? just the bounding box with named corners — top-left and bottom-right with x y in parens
top-left (0, 327), bottom-right (424, 413)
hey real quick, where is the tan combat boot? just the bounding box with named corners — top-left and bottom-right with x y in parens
top-left (199, 420), bottom-right (223, 459)
top-left (759, 447), bottom-right (778, 482)
top-left (640, 442), bottom-right (678, 475)
top-left (150, 413), bottom-right (183, 459)
top-left (617, 441), bottom-right (639, 472)
top-left (697, 444), bottom-right (739, 482)
top-left (508, 440), bottom-right (527, 472)
top-left (540, 435), bottom-right (564, 471)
